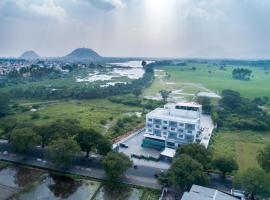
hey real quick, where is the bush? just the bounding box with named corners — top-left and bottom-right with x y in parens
top-left (31, 112), bottom-right (40, 119)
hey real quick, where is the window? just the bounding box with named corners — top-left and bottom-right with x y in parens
top-left (187, 130), bottom-right (193, 134)
top-left (178, 129), bottom-right (184, 133)
top-left (154, 129), bottom-right (162, 136)
top-left (175, 105), bottom-right (198, 111)
top-left (163, 126), bottom-right (168, 130)
top-left (178, 134), bottom-right (184, 139)
top-left (154, 119), bottom-right (162, 124)
top-left (163, 132), bottom-right (168, 137)
top-left (148, 118), bottom-right (153, 122)
top-left (168, 132), bottom-right (177, 139)
top-left (169, 121), bottom-right (177, 127)
top-left (155, 125), bottom-right (161, 129)
top-left (179, 123), bottom-right (184, 127)
top-left (147, 124), bottom-right (152, 128)
top-left (147, 129), bottom-right (152, 133)
top-left (167, 142), bottom-right (175, 147)
top-left (170, 127), bottom-right (176, 131)
top-left (163, 121), bottom-right (168, 124)
top-left (185, 135), bottom-right (194, 142)
top-left (186, 123), bottom-right (195, 130)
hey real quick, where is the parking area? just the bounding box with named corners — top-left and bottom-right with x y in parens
top-left (117, 129), bottom-right (170, 169)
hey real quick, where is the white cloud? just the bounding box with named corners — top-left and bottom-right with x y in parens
top-left (105, 0), bottom-right (125, 9)
top-left (29, 0), bottom-right (67, 21)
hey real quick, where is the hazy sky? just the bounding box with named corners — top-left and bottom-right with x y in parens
top-left (0, 0), bottom-right (270, 58)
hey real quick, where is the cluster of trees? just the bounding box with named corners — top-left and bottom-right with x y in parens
top-left (108, 95), bottom-right (163, 110)
top-left (0, 93), bottom-right (9, 117)
top-left (232, 68), bottom-right (252, 80)
top-left (196, 96), bottom-right (212, 114)
top-left (234, 145), bottom-right (270, 199)
top-left (61, 62), bottom-right (103, 71)
top-left (158, 144), bottom-right (238, 191)
top-left (5, 119), bottom-right (112, 167)
top-left (212, 90), bottom-right (270, 131)
top-left (159, 144), bottom-right (270, 198)
top-left (8, 65), bottom-right (154, 100)
top-left (2, 117), bottom-right (134, 180)
top-left (109, 115), bottom-right (143, 138)
top-left (7, 65), bottom-right (62, 79)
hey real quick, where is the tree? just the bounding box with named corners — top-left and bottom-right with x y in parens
top-left (234, 168), bottom-right (270, 200)
top-left (102, 152), bottom-right (133, 180)
top-left (96, 137), bottom-right (112, 156)
top-left (219, 90), bottom-right (242, 110)
top-left (213, 156), bottom-right (238, 178)
top-left (252, 96), bottom-right (269, 106)
top-left (0, 93), bottom-right (9, 117)
top-left (175, 143), bottom-right (212, 170)
top-left (1, 118), bottom-right (17, 136)
top-left (133, 89), bottom-right (142, 97)
top-left (10, 128), bottom-right (41, 153)
top-left (159, 90), bottom-right (171, 103)
top-left (232, 68), bottom-right (252, 80)
top-left (75, 128), bottom-right (101, 157)
top-left (167, 155), bottom-right (208, 190)
top-left (46, 119), bottom-right (80, 141)
top-left (47, 138), bottom-right (80, 167)
top-left (257, 145), bottom-right (270, 172)
top-left (196, 96), bottom-right (212, 114)
top-left (141, 60), bottom-right (147, 68)
top-left (34, 124), bottom-right (58, 148)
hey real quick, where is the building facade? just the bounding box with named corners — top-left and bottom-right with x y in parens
top-left (142, 102), bottom-right (202, 150)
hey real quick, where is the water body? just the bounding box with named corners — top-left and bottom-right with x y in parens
top-left (94, 184), bottom-right (142, 200)
top-left (18, 174), bottom-right (100, 200)
top-left (76, 61), bottom-right (152, 83)
top-left (0, 166), bottom-right (42, 189)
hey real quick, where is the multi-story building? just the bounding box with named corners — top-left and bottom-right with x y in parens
top-left (142, 102), bottom-right (203, 150)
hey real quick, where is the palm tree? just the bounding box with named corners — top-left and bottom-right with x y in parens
top-left (159, 90), bottom-right (171, 103)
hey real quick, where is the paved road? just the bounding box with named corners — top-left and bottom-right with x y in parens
top-left (0, 150), bottom-right (161, 190)
top-left (0, 143), bottom-right (233, 193)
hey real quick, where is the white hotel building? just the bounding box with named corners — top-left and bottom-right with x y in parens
top-left (142, 102), bottom-right (212, 151)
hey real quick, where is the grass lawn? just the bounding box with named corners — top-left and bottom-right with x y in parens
top-left (144, 64), bottom-right (270, 100)
top-left (2, 98), bottom-right (144, 135)
top-left (140, 189), bottom-right (160, 200)
top-left (211, 130), bottom-right (270, 172)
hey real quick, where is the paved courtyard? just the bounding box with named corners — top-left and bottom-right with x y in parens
top-left (117, 129), bottom-right (170, 169)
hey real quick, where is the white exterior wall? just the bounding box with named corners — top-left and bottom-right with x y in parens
top-left (145, 103), bottom-right (202, 149)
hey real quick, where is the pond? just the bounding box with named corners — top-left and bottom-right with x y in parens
top-left (0, 166), bottom-right (42, 188)
top-left (94, 184), bottom-right (143, 200)
top-left (76, 61), bottom-right (152, 84)
top-left (18, 174), bottom-right (100, 200)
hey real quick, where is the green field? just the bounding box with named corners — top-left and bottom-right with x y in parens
top-left (143, 64), bottom-right (270, 172)
top-left (210, 130), bottom-right (270, 172)
top-left (143, 64), bottom-right (270, 99)
top-left (2, 99), bottom-right (144, 136)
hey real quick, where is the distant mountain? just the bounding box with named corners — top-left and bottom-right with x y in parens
top-left (20, 51), bottom-right (40, 60)
top-left (64, 48), bottom-right (103, 61)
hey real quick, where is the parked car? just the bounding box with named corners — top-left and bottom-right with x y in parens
top-left (231, 189), bottom-right (246, 200)
top-left (120, 143), bottom-right (128, 148)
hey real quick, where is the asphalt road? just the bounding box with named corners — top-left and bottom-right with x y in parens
top-left (0, 143), bottom-right (233, 193)
top-left (0, 149), bottom-right (161, 190)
